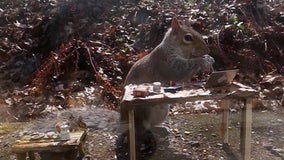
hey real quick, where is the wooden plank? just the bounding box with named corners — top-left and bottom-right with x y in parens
top-left (122, 85), bottom-right (214, 103)
top-left (122, 92), bottom-right (227, 108)
top-left (12, 131), bottom-right (85, 153)
top-left (240, 98), bottom-right (253, 160)
top-left (128, 109), bottom-right (136, 160)
top-left (12, 142), bottom-right (77, 152)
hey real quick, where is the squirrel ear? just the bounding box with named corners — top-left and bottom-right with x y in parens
top-left (171, 17), bottom-right (180, 31)
top-left (184, 19), bottom-right (192, 27)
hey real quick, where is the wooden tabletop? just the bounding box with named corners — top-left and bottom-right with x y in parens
top-left (121, 82), bottom-right (258, 107)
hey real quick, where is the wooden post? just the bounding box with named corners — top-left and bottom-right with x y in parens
top-left (221, 99), bottom-right (230, 144)
top-left (128, 109), bottom-right (136, 160)
top-left (240, 98), bottom-right (253, 160)
top-left (15, 152), bottom-right (35, 160)
top-left (27, 151), bottom-right (35, 160)
top-left (16, 153), bottom-right (26, 160)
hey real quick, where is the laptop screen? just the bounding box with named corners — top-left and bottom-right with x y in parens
top-left (204, 69), bottom-right (239, 88)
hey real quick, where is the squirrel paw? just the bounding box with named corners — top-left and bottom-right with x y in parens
top-left (202, 55), bottom-right (215, 72)
top-left (203, 54), bottom-right (215, 64)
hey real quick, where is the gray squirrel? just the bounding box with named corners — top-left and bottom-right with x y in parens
top-left (121, 17), bottom-right (214, 131)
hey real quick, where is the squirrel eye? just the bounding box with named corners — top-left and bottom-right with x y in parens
top-left (184, 34), bottom-right (193, 42)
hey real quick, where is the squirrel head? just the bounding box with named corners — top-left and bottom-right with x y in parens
top-left (161, 17), bottom-right (209, 58)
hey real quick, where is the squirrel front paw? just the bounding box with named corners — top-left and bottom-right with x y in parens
top-left (201, 55), bottom-right (215, 72)
top-left (203, 54), bottom-right (215, 64)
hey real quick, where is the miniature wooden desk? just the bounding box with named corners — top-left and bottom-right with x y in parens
top-left (121, 82), bottom-right (257, 160)
top-left (12, 131), bottom-right (86, 160)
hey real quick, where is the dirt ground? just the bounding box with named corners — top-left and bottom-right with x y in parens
top-left (96, 108), bottom-right (284, 160)
top-left (0, 105), bottom-right (284, 160)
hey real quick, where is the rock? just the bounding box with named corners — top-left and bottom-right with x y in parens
top-left (158, 146), bottom-right (165, 151)
top-left (272, 148), bottom-right (284, 153)
top-left (188, 141), bottom-right (200, 147)
top-left (230, 108), bottom-right (237, 113)
top-left (211, 133), bottom-right (217, 137)
top-left (172, 128), bottom-right (179, 133)
top-left (150, 126), bottom-right (170, 138)
top-left (208, 155), bottom-right (215, 160)
top-left (216, 143), bottom-right (223, 147)
top-left (271, 147), bottom-right (284, 158)
top-left (263, 143), bottom-right (273, 150)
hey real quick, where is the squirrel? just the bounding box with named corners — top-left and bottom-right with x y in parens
top-left (120, 17), bottom-right (214, 132)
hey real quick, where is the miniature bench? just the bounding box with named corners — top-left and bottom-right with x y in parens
top-left (11, 131), bottom-right (86, 160)
top-left (121, 82), bottom-right (257, 160)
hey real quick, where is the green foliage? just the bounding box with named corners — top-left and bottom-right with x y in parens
top-left (116, 37), bottom-right (124, 43)
top-left (237, 22), bottom-right (245, 30)
top-left (228, 15), bottom-right (238, 24)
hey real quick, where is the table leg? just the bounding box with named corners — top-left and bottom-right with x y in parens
top-left (40, 151), bottom-right (76, 160)
top-left (77, 141), bottom-right (86, 160)
top-left (221, 99), bottom-right (230, 144)
top-left (16, 153), bottom-right (26, 160)
top-left (128, 109), bottom-right (136, 160)
top-left (27, 151), bottom-right (35, 160)
top-left (65, 149), bottom-right (79, 160)
top-left (240, 98), bottom-right (253, 160)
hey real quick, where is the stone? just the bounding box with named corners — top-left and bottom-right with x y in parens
top-left (188, 141), bottom-right (200, 147)
top-left (150, 126), bottom-right (170, 138)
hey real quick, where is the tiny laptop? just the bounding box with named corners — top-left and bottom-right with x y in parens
top-left (204, 69), bottom-right (239, 88)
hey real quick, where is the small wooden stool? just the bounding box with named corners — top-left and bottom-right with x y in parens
top-left (11, 131), bottom-right (86, 160)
